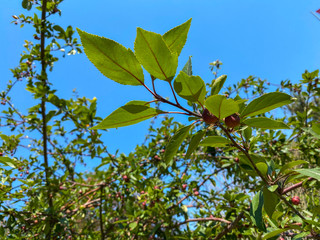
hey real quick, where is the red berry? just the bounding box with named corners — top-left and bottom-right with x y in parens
top-left (202, 108), bottom-right (218, 124)
top-left (224, 113), bottom-right (240, 128)
top-left (123, 175), bottom-right (129, 182)
top-left (140, 191), bottom-right (145, 194)
top-left (194, 191), bottom-right (199, 196)
top-left (142, 201), bottom-right (147, 206)
top-left (234, 157), bottom-right (239, 163)
top-left (26, 171), bottom-right (29, 174)
top-left (154, 186), bottom-right (159, 190)
top-left (291, 196), bottom-right (300, 205)
top-left (12, 178), bottom-right (16, 181)
top-left (154, 155), bottom-right (160, 161)
top-left (182, 184), bottom-right (187, 190)
top-left (0, 152), bottom-right (3, 156)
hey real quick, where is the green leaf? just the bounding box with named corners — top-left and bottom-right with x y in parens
top-left (173, 71), bottom-right (206, 105)
top-left (243, 117), bottom-right (290, 129)
top-left (304, 123), bottom-right (320, 139)
top-left (295, 168), bottom-right (320, 181)
top-left (211, 75), bottom-right (227, 95)
top-left (185, 130), bottom-right (205, 159)
top-left (204, 95), bottom-right (239, 119)
top-left (262, 228), bottom-right (289, 240)
top-left (263, 187), bottom-right (279, 219)
top-left (268, 185), bottom-right (278, 192)
top-left (91, 101), bottom-right (164, 129)
top-left (22, 0), bottom-right (32, 10)
top-left (129, 222), bottom-right (138, 230)
top-left (243, 126), bottom-right (252, 142)
top-left (134, 28), bottom-right (178, 81)
top-left (0, 157), bottom-right (17, 168)
top-left (250, 190), bottom-right (266, 232)
top-left (182, 56), bottom-right (192, 76)
top-left (164, 125), bottom-right (193, 164)
top-left (199, 136), bottom-right (230, 147)
top-left (241, 92), bottom-right (292, 118)
top-left (77, 29), bottom-right (144, 86)
top-left (292, 232), bottom-right (310, 240)
top-left (280, 160), bottom-right (308, 174)
top-left (163, 18), bottom-right (192, 56)
top-left (312, 123), bottom-right (320, 135)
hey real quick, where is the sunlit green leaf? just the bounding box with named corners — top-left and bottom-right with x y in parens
top-left (163, 18), bottom-right (191, 56)
top-left (135, 28), bottom-right (178, 81)
top-left (280, 160), bottom-right (308, 174)
top-left (92, 101), bottom-right (164, 129)
top-left (0, 157), bottom-right (17, 168)
top-left (204, 95), bottom-right (239, 119)
top-left (182, 56), bottom-right (192, 76)
top-left (199, 136), bottom-right (230, 147)
top-left (211, 75), bottom-right (227, 95)
top-left (174, 71), bottom-right (206, 105)
top-left (243, 117), bottom-right (290, 129)
top-left (77, 29), bottom-right (144, 86)
top-left (241, 92), bottom-right (292, 118)
top-left (295, 168), bottom-right (320, 181)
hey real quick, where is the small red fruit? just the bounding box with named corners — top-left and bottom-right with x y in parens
top-left (202, 108), bottom-right (218, 124)
top-left (26, 171), bottom-right (29, 174)
top-left (234, 157), bottom-right (239, 163)
top-left (194, 191), bottom-right (199, 196)
top-left (182, 184), bottom-right (187, 190)
top-left (123, 175), bottom-right (129, 182)
top-left (153, 155), bottom-right (160, 161)
top-left (140, 191), bottom-right (145, 194)
top-left (224, 113), bottom-right (240, 128)
top-left (154, 186), bottom-right (159, 190)
top-left (142, 201), bottom-right (147, 207)
top-left (291, 196), bottom-right (300, 205)
top-left (0, 152), bottom-right (3, 156)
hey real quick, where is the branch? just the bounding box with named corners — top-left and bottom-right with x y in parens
top-left (214, 211), bottom-right (244, 240)
top-left (281, 177), bottom-right (313, 195)
top-left (179, 217), bottom-right (231, 226)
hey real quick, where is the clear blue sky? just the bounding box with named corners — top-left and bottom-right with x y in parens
top-left (1, 0), bottom-right (320, 158)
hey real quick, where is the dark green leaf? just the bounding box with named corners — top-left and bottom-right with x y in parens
top-left (241, 92), bottom-right (292, 118)
top-left (77, 29), bottom-right (144, 86)
top-left (204, 95), bottom-right (239, 119)
top-left (263, 187), bottom-right (279, 219)
top-left (295, 168), bottom-right (320, 181)
top-left (135, 28), bottom-right (178, 81)
top-left (91, 101), bottom-right (164, 129)
top-left (182, 56), bottom-right (192, 76)
top-left (185, 130), bottom-right (205, 159)
top-left (250, 190), bottom-right (266, 232)
top-left (22, 0), bottom-right (32, 10)
top-left (243, 117), bottom-right (290, 129)
top-left (163, 18), bottom-right (191, 56)
top-left (199, 136), bottom-right (230, 147)
top-left (174, 71), bottom-right (206, 105)
top-left (164, 125), bottom-right (193, 164)
top-left (211, 75), bottom-right (227, 95)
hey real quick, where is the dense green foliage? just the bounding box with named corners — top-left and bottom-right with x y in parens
top-left (1, 1), bottom-right (320, 239)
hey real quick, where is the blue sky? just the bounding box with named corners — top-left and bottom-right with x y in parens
top-left (1, 0), bottom-right (320, 159)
